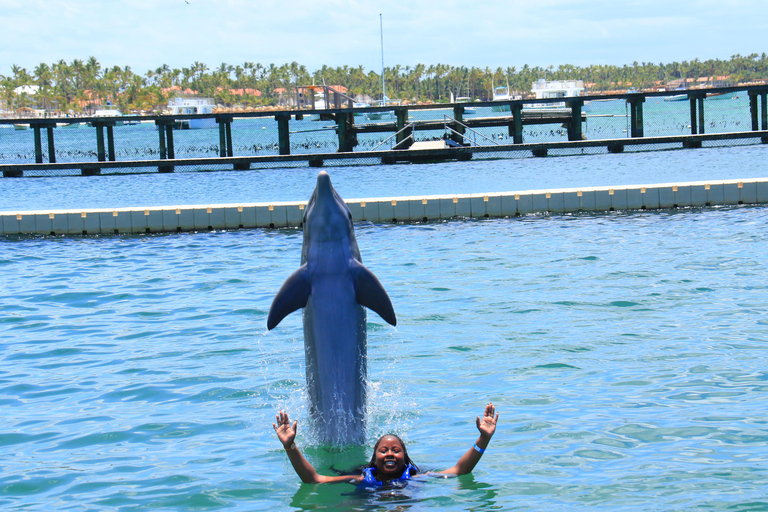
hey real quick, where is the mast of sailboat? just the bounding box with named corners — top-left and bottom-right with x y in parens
top-left (380, 13), bottom-right (386, 105)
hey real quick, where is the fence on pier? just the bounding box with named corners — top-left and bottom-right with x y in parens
top-left (1, 85), bottom-right (767, 178)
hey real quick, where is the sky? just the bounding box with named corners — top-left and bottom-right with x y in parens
top-left (0, 0), bottom-right (765, 78)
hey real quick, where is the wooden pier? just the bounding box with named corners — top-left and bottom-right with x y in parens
top-left (1, 85), bottom-right (767, 178)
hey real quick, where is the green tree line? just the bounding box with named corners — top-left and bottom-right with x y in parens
top-left (2, 53), bottom-right (767, 113)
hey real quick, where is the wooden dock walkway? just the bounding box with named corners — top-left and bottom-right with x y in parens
top-left (1, 84), bottom-right (767, 177)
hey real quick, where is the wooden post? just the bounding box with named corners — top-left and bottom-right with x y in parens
top-left (216, 115), bottom-right (233, 157)
top-left (165, 123), bottom-right (175, 160)
top-left (337, 112), bottom-right (357, 152)
top-left (686, 93), bottom-right (706, 148)
top-left (687, 92), bottom-right (706, 135)
top-left (395, 107), bottom-right (410, 146)
top-left (510, 103), bottom-right (523, 144)
top-left (451, 105), bottom-right (465, 145)
top-left (225, 120), bottom-right (233, 157)
top-left (689, 95), bottom-right (698, 135)
top-left (46, 124), bottom-right (56, 163)
top-left (628, 96), bottom-right (644, 138)
top-left (33, 124), bottom-right (43, 163)
top-left (96, 123), bottom-right (106, 162)
top-left (156, 120), bottom-right (168, 159)
top-left (154, 119), bottom-right (175, 172)
top-left (337, 112), bottom-right (348, 152)
top-left (276, 114), bottom-right (291, 155)
top-left (106, 124), bottom-right (116, 161)
top-left (567, 99), bottom-right (584, 141)
top-left (218, 118), bottom-right (227, 157)
top-left (749, 90), bottom-right (760, 131)
top-left (762, 91), bottom-right (768, 131)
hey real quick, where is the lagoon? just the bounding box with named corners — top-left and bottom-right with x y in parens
top-left (2, 145), bottom-right (768, 510)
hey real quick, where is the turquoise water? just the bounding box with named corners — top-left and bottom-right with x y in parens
top-left (4, 209), bottom-right (768, 510)
top-left (3, 146), bottom-right (768, 510)
top-left (2, 144), bottom-right (768, 211)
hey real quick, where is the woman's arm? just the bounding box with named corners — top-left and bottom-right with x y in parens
top-left (439, 403), bottom-right (499, 476)
top-left (273, 411), bottom-right (362, 484)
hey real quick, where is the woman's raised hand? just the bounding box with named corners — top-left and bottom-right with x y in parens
top-left (476, 403), bottom-right (499, 439)
top-left (273, 410), bottom-right (298, 449)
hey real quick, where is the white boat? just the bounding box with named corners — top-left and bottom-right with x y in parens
top-left (529, 79), bottom-right (584, 109)
top-left (89, 107), bottom-right (124, 126)
top-left (491, 84), bottom-right (522, 112)
top-left (365, 97), bottom-right (396, 121)
top-left (707, 91), bottom-right (738, 100)
top-left (349, 101), bottom-right (372, 119)
top-left (454, 95), bottom-right (476, 115)
top-left (167, 97), bottom-right (216, 129)
top-left (314, 92), bottom-right (326, 110)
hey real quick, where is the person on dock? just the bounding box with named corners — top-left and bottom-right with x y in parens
top-left (273, 403), bottom-right (499, 485)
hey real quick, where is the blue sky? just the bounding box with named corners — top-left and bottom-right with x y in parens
top-left (0, 0), bottom-right (764, 77)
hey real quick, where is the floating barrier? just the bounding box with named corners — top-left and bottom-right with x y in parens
top-left (3, 178), bottom-right (767, 235)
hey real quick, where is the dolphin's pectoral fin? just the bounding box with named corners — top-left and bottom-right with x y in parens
top-left (350, 259), bottom-right (397, 326)
top-left (267, 265), bottom-right (311, 330)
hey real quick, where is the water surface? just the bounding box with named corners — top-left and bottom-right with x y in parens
top-left (3, 205), bottom-right (768, 510)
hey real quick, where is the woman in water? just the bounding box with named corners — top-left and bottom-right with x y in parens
top-left (273, 403), bottom-right (499, 484)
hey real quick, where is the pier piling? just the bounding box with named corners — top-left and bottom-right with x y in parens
top-left (452, 106), bottom-right (466, 145)
top-left (627, 96), bottom-right (644, 138)
top-left (567, 99), bottom-right (584, 141)
top-left (276, 114), bottom-right (291, 155)
top-left (216, 115), bottom-right (234, 157)
top-left (510, 104), bottom-right (523, 143)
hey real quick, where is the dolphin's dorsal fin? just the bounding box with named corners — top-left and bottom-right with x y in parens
top-left (267, 264), bottom-right (311, 330)
top-left (350, 259), bottom-right (397, 326)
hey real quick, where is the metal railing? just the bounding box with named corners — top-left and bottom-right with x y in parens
top-left (442, 115), bottom-right (500, 147)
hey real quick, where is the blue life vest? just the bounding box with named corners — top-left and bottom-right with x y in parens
top-left (360, 464), bottom-right (417, 487)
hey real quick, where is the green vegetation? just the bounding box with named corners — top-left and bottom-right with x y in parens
top-left (2, 53), bottom-right (768, 113)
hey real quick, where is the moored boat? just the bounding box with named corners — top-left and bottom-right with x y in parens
top-left (365, 97), bottom-right (396, 121)
top-left (455, 96), bottom-right (476, 115)
top-left (167, 97), bottom-right (216, 129)
top-left (707, 91), bottom-right (738, 100)
top-left (491, 84), bottom-right (522, 112)
top-left (88, 107), bottom-right (124, 126)
top-left (529, 79), bottom-right (584, 109)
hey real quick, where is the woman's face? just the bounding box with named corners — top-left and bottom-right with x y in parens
top-left (374, 435), bottom-right (406, 479)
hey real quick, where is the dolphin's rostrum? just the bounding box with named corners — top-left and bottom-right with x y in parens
top-left (268, 171), bottom-right (396, 445)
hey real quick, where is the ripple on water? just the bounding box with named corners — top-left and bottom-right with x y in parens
top-left (2, 206), bottom-right (768, 509)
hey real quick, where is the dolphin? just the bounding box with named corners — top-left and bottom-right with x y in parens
top-left (267, 171), bottom-right (396, 445)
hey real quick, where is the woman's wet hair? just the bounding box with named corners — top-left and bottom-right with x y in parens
top-left (364, 434), bottom-right (420, 474)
